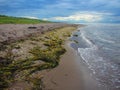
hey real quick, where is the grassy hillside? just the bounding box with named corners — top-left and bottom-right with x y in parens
top-left (0, 15), bottom-right (50, 24)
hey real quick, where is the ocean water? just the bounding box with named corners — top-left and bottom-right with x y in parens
top-left (70, 24), bottom-right (120, 90)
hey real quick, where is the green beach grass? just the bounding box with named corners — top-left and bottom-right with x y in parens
top-left (0, 15), bottom-right (50, 24)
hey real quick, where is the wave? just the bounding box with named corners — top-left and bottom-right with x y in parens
top-left (98, 36), bottom-right (115, 44)
top-left (72, 25), bottom-right (120, 90)
top-left (80, 31), bottom-right (94, 47)
top-left (76, 25), bottom-right (120, 90)
top-left (78, 46), bottom-right (120, 89)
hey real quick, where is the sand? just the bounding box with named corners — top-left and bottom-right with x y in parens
top-left (42, 41), bottom-right (106, 90)
top-left (0, 23), bottom-right (77, 43)
top-left (0, 23), bottom-right (106, 90)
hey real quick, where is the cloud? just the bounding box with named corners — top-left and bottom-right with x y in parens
top-left (21, 16), bottom-right (39, 19)
top-left (0, 0), bottom-right (120, 23)
top-left (43, 12), bottom-right (111, 22)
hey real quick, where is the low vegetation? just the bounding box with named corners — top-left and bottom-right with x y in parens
top-left (0, 26), bottom-right (77, 90)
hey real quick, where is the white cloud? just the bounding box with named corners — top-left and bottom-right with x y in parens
top-left (21, 16), bottom-right (39, 19)
top-left (44, 11), bottom-right (110, 22)
top-left (42, 18), bottom-right (48, 21)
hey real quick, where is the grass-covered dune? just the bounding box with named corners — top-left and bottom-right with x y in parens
top-left (0, 15), bottom-right (50, 24)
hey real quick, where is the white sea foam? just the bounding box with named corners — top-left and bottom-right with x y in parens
top-left (80, 31), bottom-right (93, 47)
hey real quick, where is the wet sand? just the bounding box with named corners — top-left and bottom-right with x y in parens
top-left (43, 40), bottom-right (106, 90)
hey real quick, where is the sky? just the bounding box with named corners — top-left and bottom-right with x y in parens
top-left (0, 0), bottom-right (120, 23)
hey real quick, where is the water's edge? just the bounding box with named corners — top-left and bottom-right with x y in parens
top-left (70, 24), bottom-right (120, 90)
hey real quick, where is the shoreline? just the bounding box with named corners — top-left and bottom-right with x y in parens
top-left (0, 23), bottom-right (106, 90)
top-left (42, 41), bottom-right (84, 90)
top-left (42, 31), bottom-right (106, 90)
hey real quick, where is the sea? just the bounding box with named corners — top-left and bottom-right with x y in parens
top-left (70, 24), bottom-right (120, 90)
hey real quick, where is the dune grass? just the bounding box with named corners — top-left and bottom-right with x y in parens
top-left (0, 15), bottom-right (50, 24)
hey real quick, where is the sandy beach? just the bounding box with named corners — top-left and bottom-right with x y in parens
top-left (42, 40), bottom-right (106, 90)
top-left (0, 23), bottom-right (106, 90)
